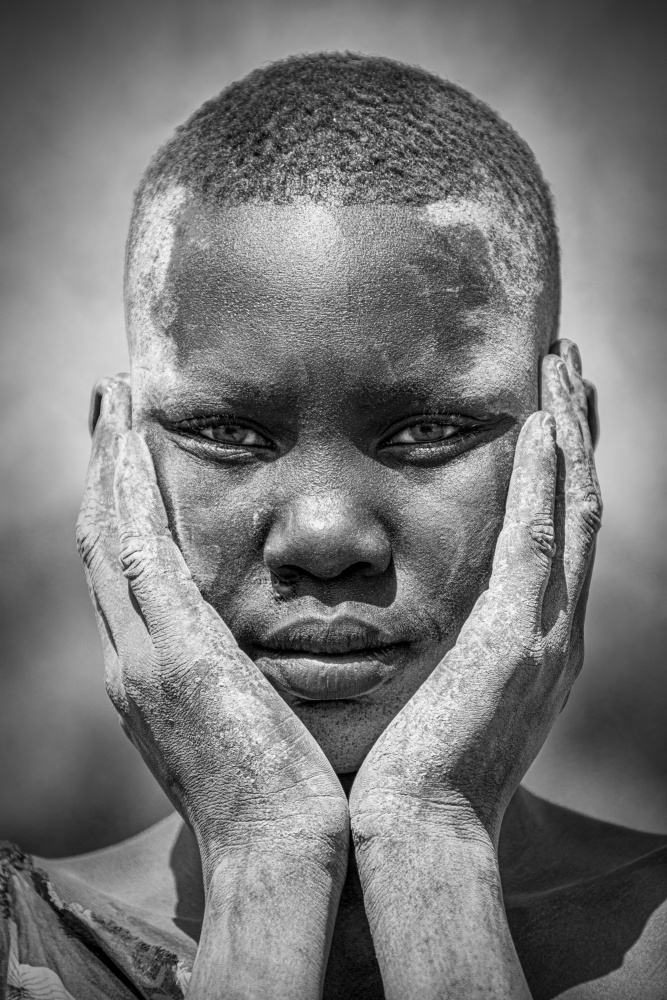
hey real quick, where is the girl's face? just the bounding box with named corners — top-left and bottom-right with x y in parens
top-left (129, 199), bottom-right (548, 771)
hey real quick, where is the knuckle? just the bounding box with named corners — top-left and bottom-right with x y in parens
top-left (575, 488), bottom-right (603, 537)
top-left (504, 629), bottom-right (544, 671)
top-left (527, 513), bottom-right (557, 559)
top-left (75, 517), bottom-right (93, 558)
top-left (118, 533), bottom-right (153, 583)
top-left (502, 514), bottom-right (556, 566)
top-left (517, 631), bottom-right (545, 664)
top-left (76, 513), bottom-right (104, 565)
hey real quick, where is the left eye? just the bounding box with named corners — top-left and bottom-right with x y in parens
top-left (198, 423), bottom-right (270, 447)
top-left (386, 421), bottom-right (460, 445)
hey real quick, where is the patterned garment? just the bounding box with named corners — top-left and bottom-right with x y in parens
top-left (0, 844), bottom-right (193, 1000)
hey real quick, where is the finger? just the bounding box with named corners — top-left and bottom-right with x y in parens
top-left (88, 372), bottom-right (130, 437)
top-left (550, 340), bottom-right (588, 431)
top-left (550, 341), bottom-right (600, 465)
top-left (547, 341), bottom-right (601, 511)
top-left (543, 352), bottom-right (602, 522)
top-left (113, 431), bottom-right (288, 737)
top-left (113, 431), bottom-right (243, 663)
top-left (541, 355), bottom-right (601, 624)
top-left (390, 413), bottom-right (557, 786)
top-left (583, 378), bottom-right (600, 450)
top-left (77, 377), bottom-right (132, 597)
top-left (568, 541), bottom-right (596, 676)
top-left (77, 380), bottom-right (153, 706)
top-left (487, 410), bottom-right (557, 619)
top-left (79, 378), bottom-right (132, 542)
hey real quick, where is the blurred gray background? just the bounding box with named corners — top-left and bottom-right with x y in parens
top-left (1, 0), bottom-right (666, 857)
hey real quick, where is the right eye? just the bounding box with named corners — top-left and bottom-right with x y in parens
top-left (198, 423), bottom-right (272, 447)
top-left (173, 415), bottom-right (275, 453)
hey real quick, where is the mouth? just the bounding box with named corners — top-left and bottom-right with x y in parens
top-left (253, 615), bottom-right (411, 700)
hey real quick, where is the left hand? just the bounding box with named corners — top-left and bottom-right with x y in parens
top-left (350, 340), bottom-right (602, 846)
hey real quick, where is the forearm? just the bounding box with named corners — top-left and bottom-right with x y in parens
top-left (187, 842), bottom-right (347, 1000)
top-left (353, 810), bottom-right (531, 1000)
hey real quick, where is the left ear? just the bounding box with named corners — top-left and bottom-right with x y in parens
top-left (583, 378), bottom-right (599, 450)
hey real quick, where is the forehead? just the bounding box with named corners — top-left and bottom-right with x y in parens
top-left (171, 201), bottom-right (499, 301)
top-left (127, 193), bottom-right (547, 407)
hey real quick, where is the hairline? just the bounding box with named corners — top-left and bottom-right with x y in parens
top-left (125, 181), bottom-right (559, 361)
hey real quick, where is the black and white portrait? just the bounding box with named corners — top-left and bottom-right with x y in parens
top-left (1, 3), bottom-right (665, 997)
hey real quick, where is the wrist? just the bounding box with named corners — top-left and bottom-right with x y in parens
top-left (350, 809), bottom-right (528, 1000)
top-left (350, 782), bottom-right (497, 854)
top-left (195, 796), bottom-right (350, 892)
top-left (188, 839), bottom-right (349, 1000)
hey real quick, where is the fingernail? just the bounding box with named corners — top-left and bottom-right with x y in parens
top-left (113, 433), bottom-right (126, 461)
top-left (567, 343), bottom-right (582, 375)
top-left (556, 360), bottom-right (571, 391)
top-left (541, 411), bottom-right (556, 439)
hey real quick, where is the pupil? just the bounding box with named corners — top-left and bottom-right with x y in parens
top-left (215, 424), bottom-right (242, 441)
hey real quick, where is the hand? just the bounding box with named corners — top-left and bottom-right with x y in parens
top-left (77, 377), bottom-right (348, 999)
top-left (351, 339), bottom-right (602, 845)
top-left (346, 341), bottom-right (601, 999)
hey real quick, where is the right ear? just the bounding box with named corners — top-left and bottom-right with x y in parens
top-left (88, 373), bottom-right (131, 437)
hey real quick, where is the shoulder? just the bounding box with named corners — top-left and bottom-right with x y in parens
top-left (500, 788), bottom-right (667, 999)
top-left (41, 813), bottom-right (204, 936)
top-left (0, 833), bottom-right (193, 1000)
top-left (0, 840), bottom-right (131, 999)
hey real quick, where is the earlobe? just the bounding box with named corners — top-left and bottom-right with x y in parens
top-left (88, 373), bottom-right (131, 437)
top-left (584, 378), bottom-right (600, 450)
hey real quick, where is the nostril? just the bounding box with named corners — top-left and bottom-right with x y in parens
top-left (270, 567), bottom-right (298, 596)
top-left (263, 496), bottom-right (392, 582)
top-left (271, 575), bottom-right (297, 599)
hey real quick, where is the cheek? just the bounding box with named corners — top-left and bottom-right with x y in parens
top-left (144, 430), bottom-right (270, 606)
top-left (142, 422), bottom-right (518, 642)
top-left (394, 432), bottom-right (517, 630)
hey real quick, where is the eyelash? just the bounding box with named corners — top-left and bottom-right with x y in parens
top-left (379, 415), bottom-right (482, 450)
top-left (173, 415), bottom-right (275, 450)
top-left (169, 412), bottom-right (488, 462)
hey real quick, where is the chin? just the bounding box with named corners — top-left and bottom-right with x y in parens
top-left (264, 641), bottom-right (451, 772)
top-left (278, 683), bottom-right (419, 774)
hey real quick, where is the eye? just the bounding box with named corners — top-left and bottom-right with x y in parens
top-left (385, 420), bottom-right (461, 446)
top-left (173, 415), bottom-right (275, 451)
top-left (199, 423), bottom-right (270, 447)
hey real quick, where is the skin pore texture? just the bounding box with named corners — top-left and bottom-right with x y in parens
top-left (127, 194), bottom-right (547, 771)
top-left (45, 192), bottom-right (667, 1000)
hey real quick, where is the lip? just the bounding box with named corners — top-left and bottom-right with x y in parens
top-left (261, 615), bottom-right (400, 655)
top-left (254, 615), bottom-right (410, 700)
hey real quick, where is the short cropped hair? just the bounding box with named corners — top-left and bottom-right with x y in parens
top-left (130, 52), bottom-right (558, 288)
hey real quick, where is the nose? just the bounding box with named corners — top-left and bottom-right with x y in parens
top-left (264, 492), bottom-right (392, 581)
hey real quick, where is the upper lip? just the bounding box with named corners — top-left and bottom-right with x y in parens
top-left (258, 615), bottom-right (405, 655)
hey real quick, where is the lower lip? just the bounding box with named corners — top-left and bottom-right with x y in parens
top-left (253, 649), bottom-right (403, 700)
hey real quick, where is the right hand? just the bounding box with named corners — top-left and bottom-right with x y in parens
top-left (76, 377), bottom-right (349, 888)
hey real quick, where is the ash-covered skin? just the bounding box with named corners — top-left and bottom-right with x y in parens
top-left (125, 194), bottom-right (555, 772)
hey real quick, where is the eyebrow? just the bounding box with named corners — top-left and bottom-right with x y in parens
top-left (149, 372), bottom-right (301, 420)
top-left (150, 357), bottom-right (523, 426)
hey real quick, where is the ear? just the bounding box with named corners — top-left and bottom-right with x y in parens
top-left (583, 378), bottom-right (599, 450)
top-left (88, 373), bottom-right (131, 437)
